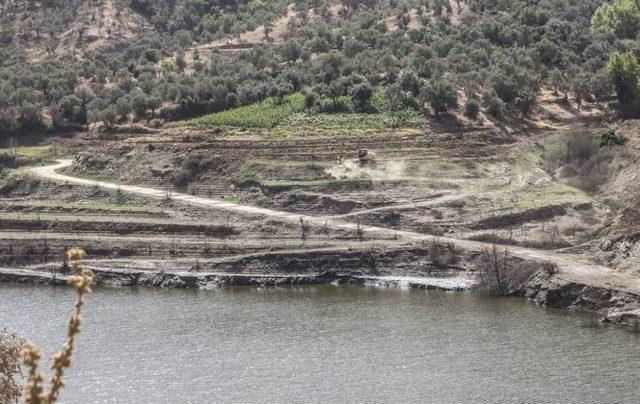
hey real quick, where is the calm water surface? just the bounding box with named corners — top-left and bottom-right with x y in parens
top-left (1, 284), bottom-right (639, 403)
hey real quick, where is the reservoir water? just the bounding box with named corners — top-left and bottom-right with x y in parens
top-left (1, 284), bottom-right (639, 403)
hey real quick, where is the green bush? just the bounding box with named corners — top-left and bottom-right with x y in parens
top-left (464, 99), bottom-right (481, 120)
top-left (0, 153), bottom-right (16, 169)
top-left (317, 96), bottom-right (352, 113)
top-left (171, 168), bottom-right (192, 187)
top-left (600, 129), bottom-right (623, 146)
top-left (486, 96), bottom-right (505, 120)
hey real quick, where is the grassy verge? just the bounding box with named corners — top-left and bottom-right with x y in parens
top-left (232, 160), bottom-right (330, 185)
top-left (0, 145), bottom-right (52, 157)
top-left (0, 145), bottom-right (53, 168)
top-left (514, 184), bottom-right (590, 210)
top-left (404, 159), bottom-right (482, 179)
top-left (9, 201), bottom-right (164, 214)
top-left (258, 178), bottom-right (374, 195)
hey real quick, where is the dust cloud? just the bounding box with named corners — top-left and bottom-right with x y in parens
top-left (327, 158), bottom-right (408, 181)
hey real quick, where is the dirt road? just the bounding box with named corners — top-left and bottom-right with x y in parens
top-left (28, 160), bottom-right (640, 295)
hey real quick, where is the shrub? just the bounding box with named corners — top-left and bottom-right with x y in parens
top-left (171, 168), bottom-right (192, 187)
top-left (182, 152), bottom-right (205, 175)
top-left (486, 96), bottom-right (504, 120)
top-left (429, 239), bottom-right (458, 268)
top-left (464, 99), bottom-right (480, 119)
top-left (592, 0), bottom-right (640, 39)
top-left (542, 261), bottom-right (558, 276)
top-left (318, 96), bottom-right (352, 113)
top-left (516, 90), bottom-right (537, 116)
top-left (476, 245), bottom-right (536, 294)
top-left (225, 93), bottom-right (238, 109)
top-left (303, 92), bottom-right (317, 110)
top-left (0, 153), bottom-right (17, 169)
top-left (422, 79), bottom-right (458, 115)
top-left (607, 51), bottom-right (640, 109)
top-left (600, 129), bottom-right (623, 147)
top-left (566, 133), bottom-right (596, 163)
top-left (281, 40), bottom-right (303, 62)
top-left (350, 82), bottom-right (374, 112)
top-left (100, 107), bottom-right (118, 129)
top-left (0, 174), bottom-right (40, 197)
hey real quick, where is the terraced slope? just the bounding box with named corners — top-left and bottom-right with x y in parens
top-left (22, 160), bottom-right (640, 296)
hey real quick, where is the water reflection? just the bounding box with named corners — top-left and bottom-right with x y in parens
top-left (1, 284), bottom-right (638, 403)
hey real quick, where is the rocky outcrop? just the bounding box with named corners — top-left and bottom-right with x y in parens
top-left (518, 272), bottom-right (640, 326)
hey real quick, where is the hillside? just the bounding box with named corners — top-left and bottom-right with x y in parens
top-left (2, 0), bottom-right (637, 139)
top-left (2, 0), bottom-right (640, 322)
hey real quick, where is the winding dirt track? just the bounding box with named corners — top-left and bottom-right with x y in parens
top-left (27, 160), bottom-right (640, 295)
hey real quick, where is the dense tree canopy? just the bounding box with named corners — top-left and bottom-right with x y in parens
top-left (592, 0), bottom-right (640, 39)
top-left (0, 0), bottom-right (636, 138)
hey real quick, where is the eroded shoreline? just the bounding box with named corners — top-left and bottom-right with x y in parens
top-left (2, 265), bottom-right (639, 328)
top-left (0, 266), bottom-right (474, 291)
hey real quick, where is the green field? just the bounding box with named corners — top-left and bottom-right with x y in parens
top-left (177, 94), bottom-right (304, 129)
top-left (0, 145), bottom-right (53, 168)
top-left (176, 92), bottom-right (425, 138)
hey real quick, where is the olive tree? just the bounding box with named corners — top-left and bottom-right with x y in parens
top-left (421, 79), bottom-right (458, 116)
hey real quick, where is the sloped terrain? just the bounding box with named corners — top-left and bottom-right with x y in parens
top-left (1, 0), bottom-right (640, 329)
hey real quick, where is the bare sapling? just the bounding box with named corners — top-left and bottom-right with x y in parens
top-left (477, 245), bottom-right (540, 294)
top-left (477, 245), bottom-right (511, 295)
top-left (356, 219), bottom-right (364, 241)
top-left (20, 248), bottom-right (94, 403)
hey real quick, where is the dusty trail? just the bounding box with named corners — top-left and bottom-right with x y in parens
top-left (26, 160), bottom-right (640, 295)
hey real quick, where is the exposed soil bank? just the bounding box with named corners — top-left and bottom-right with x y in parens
top-left (0, 267), bottom-right (473, 291)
